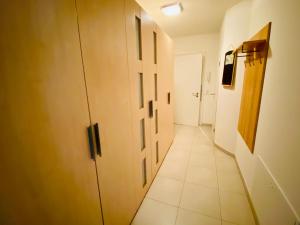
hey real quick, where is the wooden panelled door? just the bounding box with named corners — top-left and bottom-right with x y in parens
top-left (75, 0), bottom-right (137, 224)
top-left (124, 0), bottom-right (153, 209)
top-left (0, 1), bottom-right (103, 225)
top-left (125, 0), bottom-right (175, 210)
top-left (140, 10), bottom-right (161, 182)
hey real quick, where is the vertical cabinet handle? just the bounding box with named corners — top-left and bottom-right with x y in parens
top-left (87, 125), bottom-right (96, 160)
top-left (167, 92), bottom-right (171, 104)
top-left (200, 85), bottom-right (202, 101)
top-left (148, 100), bottom-right (153, 118)
top-left (93, 123), bottom-right (102, 157)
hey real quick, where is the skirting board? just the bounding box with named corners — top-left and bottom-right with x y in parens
top-left (213, 142), bottom-right (298, 224)
top-left (209, 131), bottom-right (298, 224)
top-left (235, 157), bottom-right (260, 225)
top-left (235, 154), bottom-right (299, 225)
top-left (213, 142), bottom-right (260, 225)
top-left (253, 155), bottom-right (299, 225)
top-left (214, 143), bottom-right (235, 157)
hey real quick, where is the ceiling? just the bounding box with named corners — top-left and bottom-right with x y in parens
top-left (136, 0), bottom-right (242, 37)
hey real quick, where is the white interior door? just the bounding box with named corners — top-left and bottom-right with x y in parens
top-left (200, 71), bottom-right (216, 125)
top-left (174, 54), bottom-right (202, 126)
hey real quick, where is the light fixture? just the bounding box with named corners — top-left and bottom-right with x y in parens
top-left (161, 2), bottom-right (183, 16)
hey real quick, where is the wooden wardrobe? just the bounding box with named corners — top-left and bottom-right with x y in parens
top-left (0, 0), bottom-right (174, 225)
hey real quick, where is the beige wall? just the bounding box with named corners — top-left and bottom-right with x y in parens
top-left (174, 33), bottom-right (220, 125)
top-left (215, 0), bottom-right (300, 224)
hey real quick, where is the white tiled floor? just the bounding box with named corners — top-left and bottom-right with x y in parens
top-left (132, 125), bottom-right (256, 225)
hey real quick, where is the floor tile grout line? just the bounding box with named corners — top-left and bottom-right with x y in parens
top-left (154, 175), bottom-right (185, 183)
top-left (222, 218), bottom-right (240, 225)
top-left (145, 196), bottom-right (179, 208)
top-left (162, 126), bottom-right (196, 224)
top-left (143, 197), bottom-right (179, 225)
top-left (176, 126), bottom-right (222, 223)
top-left (174, 207), bottom-right (180, 225)
top-left (149, 126), bottom-right (209, 225)
top-left (158, 164), bottom-right (221, 190)
top-left (198, 126), bottom-right (212, 141)
top-left (201, 126), bottom-right (256, 225)
top-left (174, 128), bottom-right (198, 224)
top-left (173, 126), bottom-right (243, 224)
top-left (199, 126), bottom-right (224, 225)
top-left (133, 125), bottom-right (255, 225)
top-left (156, 175), bottom-right (185, 183)
top-left (184, 180), bottom-right (219, 190)
top-left (213, 153), bottom-right (224, 225)
top-left (147, 185), bottom-right (226, 222)
top-left (178, 206), bottom-right (222, 221)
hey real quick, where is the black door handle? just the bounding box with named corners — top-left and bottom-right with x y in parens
top-left (87, 125), bottom-right (95, 160)
top-left (167, 92), bottom-right (171, 104)
top-left (93, 123), bottom-right (102, 157)
top-left (149, 100), bottom-right (153, 118)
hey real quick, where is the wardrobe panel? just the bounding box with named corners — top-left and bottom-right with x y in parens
top-left (157, 27), bottom-right (175, 159)
top-left (125, 0), bottom-right (153, 209)
top-left (75, 0), bottom-right (136, 224)
top-left (141, 10), bottom-right (160, 178)
top-left (165, 34), bottom-right (175, 150)
top-left (0, 1), bottom-right (103, 225)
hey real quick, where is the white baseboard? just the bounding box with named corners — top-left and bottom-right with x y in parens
top-left (250, 155), bottom-right (299, 225)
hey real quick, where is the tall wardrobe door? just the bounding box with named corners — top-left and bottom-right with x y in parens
top-left (157, 28), bottom-right (175, 158)
top-left (75, 0), bottom-right (136, 224)
top-left (140, 16), bottom-right (161, 177)
top-left (125, 0), bottom-right (153, 208)
top-left (0, 1), bottom-right (103, 225)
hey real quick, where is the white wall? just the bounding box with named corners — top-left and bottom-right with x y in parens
top-left (237, 0), bottom-right (300, 223)
top-left (173, 33), bottom-right (219, 125)
top-left (214, 1), bottom-right (252, 154)
top-left (215, 0), bottom-right (300, 224)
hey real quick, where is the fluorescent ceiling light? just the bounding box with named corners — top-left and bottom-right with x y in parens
top-left (161, 2), bottom-right (183, 16)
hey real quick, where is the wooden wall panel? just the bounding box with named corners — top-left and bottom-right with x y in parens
top-left (0, 1), bottom-right (103, 224)
top-left (238, 23), bottom-right (271, 152)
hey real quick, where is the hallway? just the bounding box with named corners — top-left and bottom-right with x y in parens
top-left (132, 125), bottom-right (256, 225)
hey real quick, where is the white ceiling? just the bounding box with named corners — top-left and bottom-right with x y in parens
top-left (136, 0), bottom-right (242, 37)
